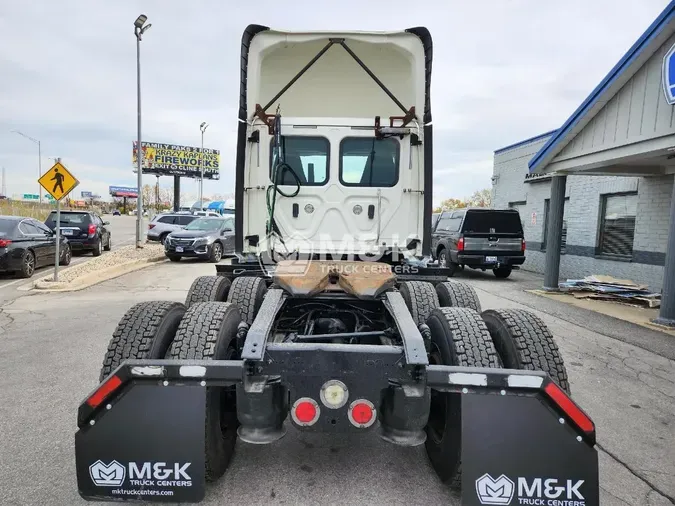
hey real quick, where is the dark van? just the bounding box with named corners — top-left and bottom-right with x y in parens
top-left (431, 208), bottom-right (525, 278)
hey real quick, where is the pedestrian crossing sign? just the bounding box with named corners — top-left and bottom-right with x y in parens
top-left (38, 161), bottom-right (79, 201)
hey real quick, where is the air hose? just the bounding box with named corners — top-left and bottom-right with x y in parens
top-left (266, 111), bottom-right (301, 239)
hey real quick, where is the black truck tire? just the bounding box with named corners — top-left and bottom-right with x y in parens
top-left (438, 249), bottom-right (457, 277)
top-left (493, 265), bottom-right (512, 278)
top-left (399, 280), bottom-right (439, 326)
top-left (185, 276), bottom-right (232, 308)
top-left (169, 302), bottom-right (242, 481)
top-left (436, 281), bottom-right (482, 312)
top-left (481, 309), bottom-right (570, 393)
top-left (226, 276), bottom-right (267, 325)
top-left (424, 307), bottom-right (501, 487)
top-left (99, 301), bottom-right (186, 382)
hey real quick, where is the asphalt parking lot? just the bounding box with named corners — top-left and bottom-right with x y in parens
top-left (0, 262), bottom-right (672, 505)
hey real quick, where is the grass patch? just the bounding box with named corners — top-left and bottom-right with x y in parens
top-left (0, 200), bottom-right (58, 220)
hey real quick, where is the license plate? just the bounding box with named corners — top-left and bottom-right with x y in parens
top-left (175, 246), bottom-right (184, 253)
top-left (62, 229), bottom-right (73, 236)
top-left (485, 256), bottom-right (498, 263)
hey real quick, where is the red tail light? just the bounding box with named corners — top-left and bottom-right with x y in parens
top-left (86, 375), bottom-right (123, 408)
top-left (457, 237), bottom-right (465, 252)
top-left (0, 239), bottom-right (12, 247)
top-left (522, 239), bottom-right (526, 252)
top-left (148, 223), bottom-right (156, 230)
top-left (348, 399), bottom-right (376, 428)
top-left (544, 382), bottom-right (594, 434)
top-left (88, 223), bottom-right (97, 236)
top-left (291, 397), bottom-right (320, 426)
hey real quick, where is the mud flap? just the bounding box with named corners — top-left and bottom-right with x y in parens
top-left (461, 393), bottom-right (599, 506)
top-left (76, 384), bottom-right (206, 503)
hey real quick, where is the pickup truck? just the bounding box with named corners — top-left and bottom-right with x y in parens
top-left (431, 207), bottom-right (526, 278)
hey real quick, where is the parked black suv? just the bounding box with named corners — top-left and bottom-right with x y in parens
top-left (45, 210), bottom-right (111, 256)
top-left (431, 208), bottom-right (525, 278)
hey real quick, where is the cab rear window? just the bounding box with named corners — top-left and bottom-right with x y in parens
top-left (340, 137), bottom-right (399, 187)
top-left (462, 211), bottom-right (523, 234)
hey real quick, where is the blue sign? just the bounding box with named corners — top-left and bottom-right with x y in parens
top-left (81, 191), bottom-right (93, 198)
top-left (663, 43), bottom-right (675, 105)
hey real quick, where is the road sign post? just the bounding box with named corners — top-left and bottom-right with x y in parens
top-left (38, 160), bottom-right (79, 282)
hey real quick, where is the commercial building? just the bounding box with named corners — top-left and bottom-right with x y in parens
top-left (492, 0), bottom-right (675, 325)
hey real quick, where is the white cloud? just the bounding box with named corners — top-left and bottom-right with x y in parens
top-left (0, 0), bottom-right (670, 204)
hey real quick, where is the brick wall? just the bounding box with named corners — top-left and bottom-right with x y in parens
top-left (492, 136), bottom-right (672, 291)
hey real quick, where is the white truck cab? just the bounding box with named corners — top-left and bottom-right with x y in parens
top-left (235, 26), bottom-right (434, 261)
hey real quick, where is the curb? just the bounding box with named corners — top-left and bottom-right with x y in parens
top-left (32, 256), bottom-right (167, 292)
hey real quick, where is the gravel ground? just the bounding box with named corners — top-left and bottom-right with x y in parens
top-left (39, 244), bottom-right (165, 284)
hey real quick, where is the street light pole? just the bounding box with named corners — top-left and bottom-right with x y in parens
top-left (134, 14), bottom-right (151, 248)
top-left (11, 130), bottom-right (42, 203)
top-left (199, 122), bottom-right (208, 210)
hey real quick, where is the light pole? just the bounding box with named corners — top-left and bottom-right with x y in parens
top-left (11, 130), bottom-right (42, 203)
top-left (134, 14), bottom-right (151, 248)
top-left (199, 122), bottom-right (208, 210)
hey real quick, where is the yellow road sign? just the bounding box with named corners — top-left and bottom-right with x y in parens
top-left (38, 161), bottom-right (79, 201)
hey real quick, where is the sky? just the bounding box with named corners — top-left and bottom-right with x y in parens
top-left (0, 0), bottom-right (671, 206)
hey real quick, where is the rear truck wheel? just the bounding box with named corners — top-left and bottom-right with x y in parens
top-left (169, 302), bottom-right (242, 481)
top-left (437, 249), bottom-right (457, 277)
top-left (185, 275), bottom-right (232, 307)
top-left (18, 250), bottom-right (35, 278)
top-left (209, 242), bottom-right (223, 263)
top-left (92, 237), bottom-right (102, 257)
top-left (436, 281), bottom-right (481, 312)
top-left (481, 309), bottom-right (570, 393)
top-left (159, 233), bottom-right (169, 245)
top-left (226, 276), bottom-right (267, 325)
top-left (59, 244), bottom-right (72, 266)
top-left (493, 265), bottom-right (512, 278)
top-left (399, 280), bottom-right (439, 326)
top-left (104, 234), bottom-right (111, 251)
top-left (167, 254), bottom-right (181, 262)
top-left (99, 301), bottom-right (186, 382)
top-left (424, 307), bottom-right (501, 487)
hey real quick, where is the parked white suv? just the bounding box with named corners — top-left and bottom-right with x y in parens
top-left (147, 213), bottom-right (199, 244)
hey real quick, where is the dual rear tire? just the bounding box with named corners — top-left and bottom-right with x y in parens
top-left (100, 297), bottom-right (246, 482)
top-left (399, 280), bottom-right (570, 485)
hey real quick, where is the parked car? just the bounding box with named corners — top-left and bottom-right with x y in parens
top-left (147, 213), bottom-right (199, 244)
top-left (193, 210), bottom-right (221, 217)
top-left (112, 210), bottom-right (121, 216)
top-left (431, 207), bottom-right (525, 278)
top-left (164, 216), bottom-right (234, 263)
top-left (44, 210), bottom-right (111, 256)
top-left (0, 216), bottom-right (71, 278)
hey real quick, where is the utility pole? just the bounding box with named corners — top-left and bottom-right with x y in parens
top-left (134, 14), bottom-right (151, 248)
top-left (199, 122), bottom-right (208, 210)
top-left (11, 130), bottom-right (42, 202)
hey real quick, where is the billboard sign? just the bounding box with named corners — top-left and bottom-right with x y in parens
top-left (81, 191), bottom-right (93, 198)
top-left (109, 186), bottom-right (138, 198)
top-left (132, 141), bottom-right (220, 179)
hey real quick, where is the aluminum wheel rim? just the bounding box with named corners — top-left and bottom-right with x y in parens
top-left (25, 253), bottom-right (34, 275)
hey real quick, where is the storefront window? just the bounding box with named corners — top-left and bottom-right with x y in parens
top-left (598, 193), bottom-right (638, 258)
